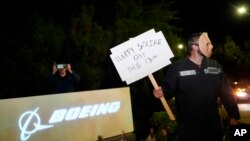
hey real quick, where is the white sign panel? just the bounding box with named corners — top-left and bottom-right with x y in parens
top-left (110, 29), bottom-right (174, 84)
top-left (0, 87), bottom-right (134, 141)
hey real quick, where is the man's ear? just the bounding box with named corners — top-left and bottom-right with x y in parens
top-left (192, 44), bottom-right (199, 51)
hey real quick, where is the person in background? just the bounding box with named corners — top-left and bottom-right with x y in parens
top-left (146, 127), bottom-right (156, 141)
top-left (153, 32), bottom-right (240, 141)
top-left (48, 62), bottom-right (80, 93)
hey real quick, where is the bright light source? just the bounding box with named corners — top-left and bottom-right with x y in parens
top-left (178, 44), bottom-right (184, 49)
top-left (235, 88), bottom-right (247, 97)
top-left (237, 6), bottom-right (247, 15)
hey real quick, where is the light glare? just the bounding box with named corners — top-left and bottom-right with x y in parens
top-left (178, 44), bottom-right (184, 49)
top-left (237, 6), bottom-right (247, 15)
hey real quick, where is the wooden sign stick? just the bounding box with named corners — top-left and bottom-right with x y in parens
top-left (148, 74), bottom-right (176, 120)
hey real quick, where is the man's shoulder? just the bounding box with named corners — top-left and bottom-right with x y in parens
top-left (171, 57), bottom-right (189, 66)
top-left (205, 58), bottom-right (221, 66)
top-left (167, 57), bottom-right (190, 71)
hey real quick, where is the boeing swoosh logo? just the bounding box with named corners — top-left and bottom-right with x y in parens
top-left (18, 107), bottom-right (54, 141)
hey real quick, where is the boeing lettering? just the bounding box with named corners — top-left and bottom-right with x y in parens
top-left (49, 101), bottom-right (121, 123)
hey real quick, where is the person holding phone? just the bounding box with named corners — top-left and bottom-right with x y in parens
top-left (48, 62), bottom-right (81, 93)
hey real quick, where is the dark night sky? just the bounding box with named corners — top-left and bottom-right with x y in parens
top-left (176, 0), bottom-right (250, 44)
top-left (1, 0), bottom-right (249, 45)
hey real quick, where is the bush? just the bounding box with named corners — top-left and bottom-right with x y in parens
top-left (149, 111), bottom-right (178, 141)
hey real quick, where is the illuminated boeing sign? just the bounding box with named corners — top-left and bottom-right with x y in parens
top-left (19, 101), bottom-right (121, 141)
top-left (0, 87), bottom-right (134, 141)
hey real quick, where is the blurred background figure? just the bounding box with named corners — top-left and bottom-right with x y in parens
top-left (146, 127), bottom-right (155, 141)
top-left (48, 62), bottom-right (80, 94)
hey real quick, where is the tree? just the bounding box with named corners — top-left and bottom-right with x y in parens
top-left (69, 5), bottom-right (112, 90)
top-left (212, 36), bottom-right (250, 80)
top-left (238, 40), bottom-right (250, 77)
top-left (1, 15), bottom-right (67, 97)
top-left (223, 36), bottom-right (241, 61)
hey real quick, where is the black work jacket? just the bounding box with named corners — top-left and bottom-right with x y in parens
top-left (162, 57), bottom-right (240, 141)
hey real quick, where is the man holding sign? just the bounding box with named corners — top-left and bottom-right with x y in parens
top-left (153, 32), bottom-right (240, 141)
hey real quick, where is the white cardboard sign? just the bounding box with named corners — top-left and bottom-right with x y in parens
top-left (110, 28), bottom-right (174, 84)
